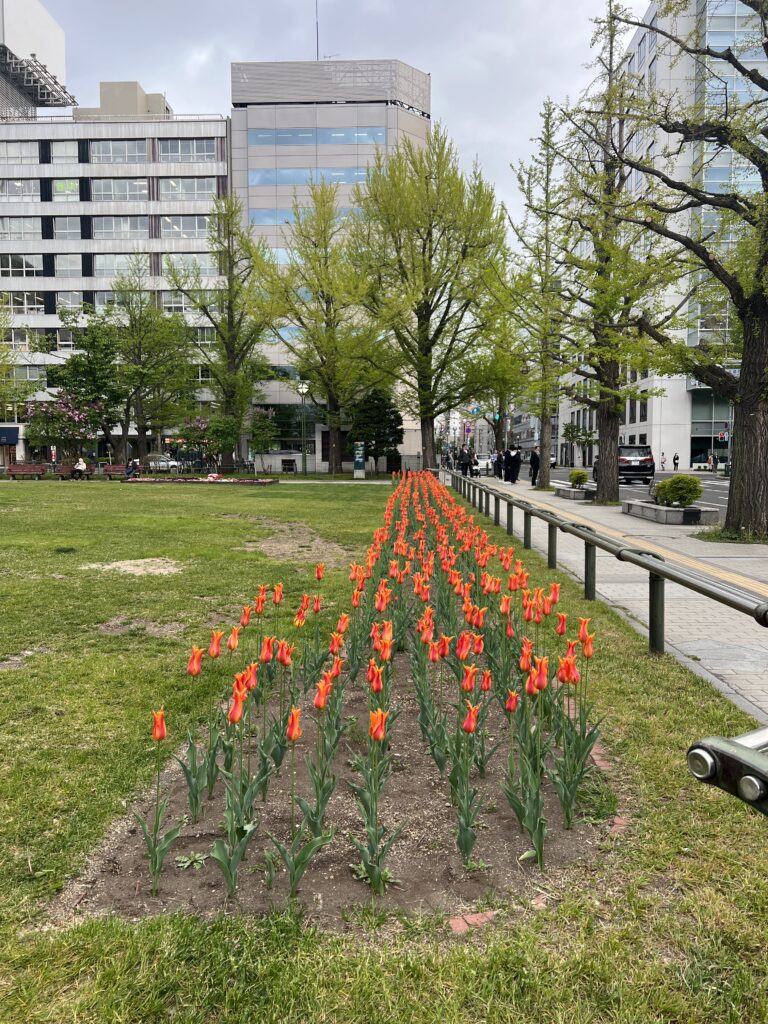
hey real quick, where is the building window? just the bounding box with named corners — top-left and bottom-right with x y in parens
top-left (248, 166), bottom-right (367, 187)
top-left (55, 254), bottom-right (82, 278)
top-left (639, 399), bottom-right (648, 422)
top-left (56, 291), bottom-right (83, 309)
top-left (159, 177), bottom-right (216, 200)
top-left (90, 139), bottom-right (147, 163)
top-left (91, 178), bottom-right (148, 202)
top-left (93, 253), bottom-right (149, 277)
top-left (248, 208), bottom-right (295, 226)
top-left (0, 141), bottom-right (38, 164)
top-left (0, 179), bottom-right (40, 201)
top-left (0, 216), bottom-right (40, 239)
top-left (8, 291), bottom-right (45, 313)
top-left (160, 214), bottom-right (209, 238)
top-left (52, 179), bottom-right (79, 202)
top-left (639, 433), bottom-right (647, 445)
top-left (13, 364), bottom-right (45, 382)
top-left (628, 434), bottom-right (636, 445)
top-left (629, 399), bottom-right (636, 422)
top-left (94, 290), bottom-right (120, 309)
top-left (53, 216), bottom-right (81, 239)
top-left (158, 138), bottom-right (216, 162)
top-left (56, 329), bottom-right (76, 350)
top-left (637, 33), bottom-right (646, 66)
top-left (196, 364), bottom-right (213, 382)
top-left (93, 215), bottom-right (149, 239)
top-left (193, 326), bottom-right (216, 346)
top-left (648, 56), bottom-right (657, 91)
top-left (50, 141), bottom-right (78, 164)
top-left (9, 327), bottom-right (48, 351)
top-left (247, 126), bottom-right (386, 146)
top-left (163, 253), bottom-right (218, 275)
top-left (161, 290), bottom-right (193, 313)
top-left (0, 254), bottom-right (43, 277)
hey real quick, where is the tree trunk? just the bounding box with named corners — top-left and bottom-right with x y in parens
top-left (420, 416), bottom-right (436, 469)
top-left (724, 309), bottom-right (768, 535)
top-left (595, 397), bottom-right (621, 503)
top-left (327, 396), bottom-right (343, 474)
top-left (537, 392), bottom-right (552, 489)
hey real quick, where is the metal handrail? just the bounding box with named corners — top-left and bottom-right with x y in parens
top-left (445, 468), bottom-right (768, 815)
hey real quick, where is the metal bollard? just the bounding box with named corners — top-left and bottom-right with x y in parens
top-left (484, 489), bottom-right (491, 518)
top-left (688, 727), bottom-right (768, 817)
top-left (547, 523), bottom-right (558, 569)
top-left (506, 500), bottom-right (513, 536)
top-left (649, 571), bottom-right (665, 654)
top-left (523, 510), bottom-right (532, 549)
top-left (585, 542), bottom-right (596, 600)
top-left (494, 493), bottom-right (500, 526)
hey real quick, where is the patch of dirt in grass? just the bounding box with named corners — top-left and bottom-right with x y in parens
top-left (49, 655), bottom-right (612, 933)
top-left (81, 558), bottom-right (181, 577)
top-left (98, 617), bottom-right (186, 638)
top-left (232, 517), bottom-right (353, 567)
top-left (0, 646), bottom-right (51, 670)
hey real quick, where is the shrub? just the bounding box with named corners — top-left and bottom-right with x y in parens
top-left (654, 474), bottom-right (702, 508)
top-left (569, 469), bottom-right (588, 489)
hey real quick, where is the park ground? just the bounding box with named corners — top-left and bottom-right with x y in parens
top-left (1, 481), bottom-right (768, 1023)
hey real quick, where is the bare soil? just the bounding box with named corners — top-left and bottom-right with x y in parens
top-left (50, 655), bottom-right (612, 932)
top-left (97, 617), bottom-right (187, 638)
top-left (229, 517), bottom-right (354, 567)
top-left (81, 558), bottom-right (181, 577)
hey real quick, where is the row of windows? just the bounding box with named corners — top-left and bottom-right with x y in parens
top-left (8, 325), bottom-right (217, 352)
top-left (0, 138), bottom-right (218, 166)
top-left (0, 177), bottom-right (217, 202)
top-left (2, 289), bottom-right (219, 313)
top-left (248, 206), bottom-right (357, 226)
top-left (0, 214), bottom-right (210, 240)
top-left (247, 126), bottom-right (385, 147)
top-left (248, 166), bottom-right (368, 187)
top-left (0, 252), bottom-right (219, 277)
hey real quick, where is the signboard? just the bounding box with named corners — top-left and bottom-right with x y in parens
top-left (353, 440), bottom-right (365, 480)
top-left (719, 431), bottom-right (729, 442)
top-left (50, 445), bottom-right (57, 463)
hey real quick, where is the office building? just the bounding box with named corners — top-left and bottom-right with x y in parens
top-left (229, 60), bottom-right (430, 469)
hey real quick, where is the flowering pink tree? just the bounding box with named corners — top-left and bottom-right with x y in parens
top-left (24, 391), bottom-right (101, 459)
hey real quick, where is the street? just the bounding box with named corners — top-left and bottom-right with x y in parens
top-left (548, 467), bottom-right (731, 514)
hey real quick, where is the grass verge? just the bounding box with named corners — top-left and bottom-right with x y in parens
top-left (2, 481), bottom-right (768, 1023)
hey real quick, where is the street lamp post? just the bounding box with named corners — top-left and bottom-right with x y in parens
top-left (297, 381), bottom-right (309, 476)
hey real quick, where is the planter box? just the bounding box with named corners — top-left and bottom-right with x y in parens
top-left (555, 485), bottom-right (595, 501)
top-left (622, 499), bottom-right (719, 525)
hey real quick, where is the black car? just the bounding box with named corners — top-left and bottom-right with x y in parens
top-left (593, 446), bottom-right (656, 484)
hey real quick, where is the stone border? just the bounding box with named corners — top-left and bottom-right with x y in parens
top-left (126, 477), bottom-right (279, 487)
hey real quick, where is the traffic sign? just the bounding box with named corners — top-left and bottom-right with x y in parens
top-left (719, 431), bottom-right (729, 442)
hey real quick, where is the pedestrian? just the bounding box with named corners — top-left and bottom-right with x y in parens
top-left (459, 445), bottom-right (471, 477)
top-left (529, 445), bottom-right (540, 487)
top-left (495, 450), bottom-right (504, 479)
top-left (673, 452), bottom-right (679, 472)
top-left (707, 452), bottom-right (713, 472)
top-left (511, 446), bottom-right (522, 484)
top-left (660, 452), bottom-right (667, 471)
top-left (503, 447), bottom-right (513, 483)
top-left (70, 456), bottom-right (86, 481)
top-left (712, 452), bottom-right (719, 474)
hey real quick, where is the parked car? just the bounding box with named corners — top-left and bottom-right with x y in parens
top-left (475, 453), bottom-right (494, 475)
top-left (593, 447), bottom-right (656, 484)
top-left (147, 454), bottom-right (181, 472)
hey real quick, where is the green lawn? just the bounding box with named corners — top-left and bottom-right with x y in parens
top-left (2, 480), bottom-right (767, 1023)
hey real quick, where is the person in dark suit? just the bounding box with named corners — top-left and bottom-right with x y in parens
top-left (510, 447), bottom-right (522, 484)
top-left (529, 446), bottom-right (540, 486)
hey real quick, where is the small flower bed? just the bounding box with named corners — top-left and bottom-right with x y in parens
top-left (118, 473), bottom-right (606, 906)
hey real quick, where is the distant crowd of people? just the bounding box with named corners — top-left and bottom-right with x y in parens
top-left (446, 445), bottom-right (541, 486)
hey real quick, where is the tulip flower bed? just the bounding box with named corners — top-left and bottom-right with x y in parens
top-left (64, 472), bottom-right (609, 919)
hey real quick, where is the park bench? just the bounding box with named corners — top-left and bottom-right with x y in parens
top-left (281, 458), bottom-right (298, 474)
top-left (53, 463), bottom-right (94, 480)
top-left (103, 464), bottom-right (129, 480)
top-left (7, 463), bottom-right (48, 480)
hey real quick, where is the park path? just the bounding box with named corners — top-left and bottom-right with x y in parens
top-left (448, 472), bottom-right (768, 727)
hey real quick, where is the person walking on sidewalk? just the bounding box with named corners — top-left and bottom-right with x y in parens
top-left (673, 452), bottom-right (679, 472)
top-left (511, 446), bottom-right (522, 484)
top-left (529, 446), bottom-right (540, 487)
top-left (503, 447), bottom-right (513, 483)
top-left (459, 445), bottom-right (471, 477)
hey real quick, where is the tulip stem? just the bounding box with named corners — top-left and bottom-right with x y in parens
top-left (290, 741), bottom-right (296, 839)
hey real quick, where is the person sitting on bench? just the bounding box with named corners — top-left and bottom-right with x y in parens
top-left (124, 459), bottom-right (140, 480)
top-left (71, 457), bottom-right (87, 481)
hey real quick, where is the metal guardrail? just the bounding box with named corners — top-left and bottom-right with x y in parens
top-left (444, 469), bottom-right (768, 816)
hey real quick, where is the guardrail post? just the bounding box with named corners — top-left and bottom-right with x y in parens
top-left (585, 543), bottom-right (596, 600)
top-left (649, 572), bottom-right (665, 654)
top-left (523, 510), bottom-right (532, 549)
top-left (506, 500), bottom-right (513, 536)
top-left (547, 523), bottom-right (557, 569)
top-left (484, 489), bottom-right (490, 518)
top-left (494, 493), bottom-right (500, 526)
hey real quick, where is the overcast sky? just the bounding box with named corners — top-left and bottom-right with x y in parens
top-left (43, 0), bottom-right (648, 215)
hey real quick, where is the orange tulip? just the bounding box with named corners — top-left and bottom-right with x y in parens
top-left (259, 635), bottom-right (275, 663)
top-left (187, 645), bottom-right (204, 676)
top-left (337, 613), bottom-right (350, 634)
top-left (369, 708), bottom-right (389, 742)
top-left (523, 603), bottom-right (534, 623)
top-left (556, 613), bottom-right (567, 636)
top-left (461, 664), bottom-right (478, 693)
top-left (286, 706), bottom-right (302, 742)
top-left (549, 582), bottom-right (561, 605)
top-left (525, 672), bottom-right (538, 697)
top-left (506, 618), bottom-right (515, 639)
top-left (232, 673), bottom-right (249, 703)
top-left (313, 595), bottom-right (322, 614)
top-left (293, 609), bottom-right (307, 628)
top-left (209, 629), bottom-right (224, 659)
top-left (472, 633), bottom-right (484, 656)
top-left (227, 626), bottom-right (241, 652)
top-left (240, 605), bottom-right (252, 628)
top-left (519, 648), bottom-right (532, 672)
top-left (315, 562), bottom-right (326, 581)
top-left (582, 632), bottom-right (595, 659)
top-left (578, 617), bottom-right (591, 643)
top-left (500, 595), bottom-right (512, 616)
top-left (379, 638), bottom-right (393, 662)
top-left (565, 639), bottom-right (578, 659)
top-left (366, 658), bottom-right (378, 684)
top-left (428, 641), bottom-right (441, 663)
top-left (456, 632), bottom-right (473, 661)
top-left (557, 655), bottom-right (581, 685)
top-left (254, 594), bottom-right (267, 615)
top-left (461, 700), bottom-right (480, 734)
top-left (273, 582), bottom-right (284, 606)
top-left (244, 662), bottom-right (259, 690)
top-left (277, 639), bottom-right (295, 667)
top-left (369, 663), bottom-right (384, 693)
top-left (314, 678), bottom-right (332, 710)
top-left (330, 655), bottom-right (343, 678)
top-left (329, 631), bottom-right (344, 655)
top-left (151, 707), bottom-right (166, 742)
top-left (351, 589), bottom-right (361, 608)
top-left (533, 655), bottom-right (549, 691)
top-left (505, 690), bottom-right (519, 714)
top-left (228, 696), bottom-right (245, 725)
top-left (481, 669), bottom-right (493, 692)
top-left (437, 633), bottom-right (454, 658)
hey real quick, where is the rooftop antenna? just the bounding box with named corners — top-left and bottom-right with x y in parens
top-left (315, 0), bottom-right (319, 61)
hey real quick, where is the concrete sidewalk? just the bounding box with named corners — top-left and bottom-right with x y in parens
top-left (449, 473), bottom-right (768, 726)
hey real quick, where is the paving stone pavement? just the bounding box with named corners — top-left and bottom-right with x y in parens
top-left (444, 472), bottom-right (768, 727)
